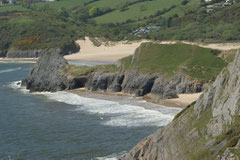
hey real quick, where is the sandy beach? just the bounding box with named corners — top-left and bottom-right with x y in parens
top-left (71, 88), bottom-right (202, 108)
top-left (64, 37), bottom-right (240, 62)
top-left (1, 38), bottom-right (239, 63)
top-left (159, 92), bottom-right (203, 108)
top-left (64, 37), bottom-right (150, 62)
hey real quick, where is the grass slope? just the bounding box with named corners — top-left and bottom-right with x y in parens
top-left (120, 43), bottom-right (227, 81)
top-left (0, 11), bottom-right (80, 52)
top-left (0, 4), bottom-right (29, 13)
top-left (93, 0), bottom-right (185, 23)
top-left (34, 0), bottom-right (91, 9)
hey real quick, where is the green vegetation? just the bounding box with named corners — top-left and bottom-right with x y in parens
top-left (0, 8), bottom-right (82, 53)
top-left (64, 43), bottom-right (227, 84)
top-left (34, 0), bottom-right (91, 9)
top-left (173, 101), bottom-right (196, 120)
top-left (0, 4), bottom-right (28, 12)
top-left (0, 0), bottom-right (240, 54)
top-left (93, 0), bottom-right (184, 23)
top-left (63, 64), bottom-right (119, 77)
top-left (120, 43), bottom-right (227, 81)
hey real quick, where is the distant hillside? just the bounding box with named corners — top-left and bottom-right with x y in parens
top-left (0, 0), bottom-right (239, 56)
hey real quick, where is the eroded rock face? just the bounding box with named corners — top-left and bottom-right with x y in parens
top-left (22, 49), bottom-right (87, 92)
top-left (86, 71), bottom-right (203, 100)
top-left (22, 49), bottom-right (68, 92)
top-left (120, 49), bottom-right (240, 160)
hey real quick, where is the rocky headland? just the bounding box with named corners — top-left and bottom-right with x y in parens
top-left (22, 48), bottom-right (204, 102)
top-left (22, 43), bottom-right (228, 103)
top-left (21, 45), bottom-right (240, 160)
top-left (120, 49), bottom-right (240, 160)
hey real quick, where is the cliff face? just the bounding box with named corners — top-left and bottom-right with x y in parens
top-left (22, 49), bottom-right (87, 92)
top-left (86, 71), bottom-right (203, 99)
top-left (121, 49), bottom-right (240, 160)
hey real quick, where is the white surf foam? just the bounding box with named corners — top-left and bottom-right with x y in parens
top-left (9, 81), bottom-right (180, 127)
top-left (0, 67), bottom-right (21, 74)
top-left (8, 81), bottom-right (29, 94)
top-left (34, 91), bottom-right (176, 127)
top-left (95, 151), bottom-right (127, 160)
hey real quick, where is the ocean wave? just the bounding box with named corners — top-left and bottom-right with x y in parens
top-left (8, 81), bottom-right (29, 94)
top-left (0, 67), bottom-right (21, 74)
top-left (9, 81), bottom-right (179, 127)
top-left (34, 92), bottom-right (175, 127)
top-left (94, 151), bottom-right (127, 160)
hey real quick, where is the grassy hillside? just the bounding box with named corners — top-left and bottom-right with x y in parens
top-left (93, 0), bottom-right (184, 23)
top-left (0, 10), bottom-right (81, 53)
top-left (0, 0), bottom-right (239, 53)
top-left (0, 4), bottom-right (29, 13)
top-left (34, 0), bottom-right (90, 9)
top-left (120, 43), bottom-right (227, 81)
top-left (65, 43), bottom-right (227, 82)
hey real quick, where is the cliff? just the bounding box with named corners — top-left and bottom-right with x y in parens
top-left (86, 71), bottom-right (203, 99)
top-left (22, 49), bottom-right (87, 92)
top-left (120, 49), bottom-right (240, 160)
top-left (22, 43), bottom-right (226, 103)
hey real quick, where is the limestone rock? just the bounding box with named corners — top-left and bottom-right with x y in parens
top-left (22, 49), bottom-right (80, 92)
top-left (120, 49), bottom-right (240, 160)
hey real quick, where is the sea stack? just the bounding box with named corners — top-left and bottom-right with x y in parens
top-left (22, 49), bottom-right (69, 92)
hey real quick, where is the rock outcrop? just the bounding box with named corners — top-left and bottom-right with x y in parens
top-left (86, 71), bottom-right (204, 99)
top-left (120, 49), bottom-right (240, 160)
top-left (22, 49), bottom-right (87, 92)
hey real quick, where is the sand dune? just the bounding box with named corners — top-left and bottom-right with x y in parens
top-left (1, 37), bottom-right (239, 63)
top-left (64, 37), bottom-right (240, 62)
top-left (64, 37), bottom-right (150, 62)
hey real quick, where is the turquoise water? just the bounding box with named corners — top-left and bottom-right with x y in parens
top-left (0, 62), bottom-right (180, 160)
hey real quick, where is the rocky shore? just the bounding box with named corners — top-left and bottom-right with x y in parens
top-left (22, 49), bottom-right (87, 92)
top-left (21, 48), bottom-right (240, 160)
top-left (120, 49), bottom-right (240, 160)
top-left (22, 49), bottom-right (204, 102)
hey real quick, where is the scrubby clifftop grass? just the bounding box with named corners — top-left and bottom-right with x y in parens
top-left (119, 43), bottom-right (227, 81)
top-left (121, 50), bottom-right (240, 160)
top-left (63, 64), bottom-right (119, 77)
top-left (65, 43), bottom-right (227, 83)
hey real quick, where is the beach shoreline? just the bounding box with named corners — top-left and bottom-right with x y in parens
top-left (70, 88), bottom-right (202, 109)
top-left (1, 38), bottom-right (239, 63)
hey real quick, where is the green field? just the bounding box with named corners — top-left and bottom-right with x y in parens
top-left (0, 4), bottom-right (29, 13)
top-left (88, 0), bottom-right (137, 8)
top-left (93, 0), bottom-right (200, 23)
top-left (120, 43), bottom-right (227, 81)
top-left (34, 0), bottom-right (90, 9)
top-left (93, 0), bottom-right (180, 23)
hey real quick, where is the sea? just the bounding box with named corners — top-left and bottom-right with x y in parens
top-left (0, 61), bottom-right (181, 160)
